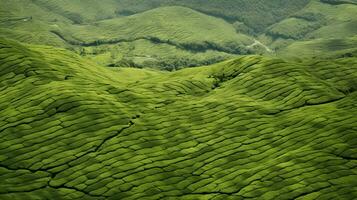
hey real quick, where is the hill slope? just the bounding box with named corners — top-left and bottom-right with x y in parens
top-left (1, 0), bottom-right (356, 68)
top-left (1, 39), bottom-right (357, 199)
top-left (57, 6), bottom-right (255, 69)
top-left (262, 0), bottom-right (357, 57)
top-left (60, 6), bottom-right (252, 46)
top-left (29, 0), bottom-right (311, 33)
top-left (0, 3), bottom-right (260, 69)
top-left (279, 36), bottom-right (357, 59)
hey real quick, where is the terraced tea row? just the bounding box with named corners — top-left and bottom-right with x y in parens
top-left (0, 39), bottom-right (356, 199)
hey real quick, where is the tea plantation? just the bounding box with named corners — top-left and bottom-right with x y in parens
top-left (0, 38), bottom-right (356, 199)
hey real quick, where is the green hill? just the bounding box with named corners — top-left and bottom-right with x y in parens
top-left (0, 0), bottom-right (71, 47)
top-left (1, 1), bottom-right (357, 199)
top-left (60, 6), bottom-right (252, 46)
top-left (1, 38), bottom-right (357, 199)
top-left (1, 0), bottom-right (356, 68)
top-left (27, 0), bottom-right (311, 33)
top-left (0, 3), bottom-right (261, 69)
top-left (58, 6), bottom-right (255, 69)
top-left (261, 0), bottom-right (357, 55)
top-left (31, 0), bottom-right (120, 23)
top-left (278, 36), bottom-right (357, 59)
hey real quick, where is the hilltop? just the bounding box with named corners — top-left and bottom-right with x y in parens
top-left (1, 38), bottom-right (356, 199)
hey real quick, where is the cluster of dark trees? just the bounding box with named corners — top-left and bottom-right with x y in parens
top-left (107, 56), bottom-right (229, 71)
top-left (320, 0), bottom-right (357, 5)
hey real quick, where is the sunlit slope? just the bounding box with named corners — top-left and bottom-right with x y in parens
top-left (0, 2), bottom-right (253, 50)
top-left (59, 6), bottom-right (252, 49)
top-left (26, 0), bottom-right (310, 33)
top-left (0, 4), bottom-right (257, 69)
top-left (1, 39), bottom-right (357, 199)
top-left (58, 6), bottom-right (256, 68)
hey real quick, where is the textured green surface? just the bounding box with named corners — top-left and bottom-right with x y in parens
top-left (29, 0), bottom-right (311, 32)
top-left (1, 39), bottom-right (357, 199)
top-left (0, 1), bottom-right (258, 68)
top-left (278, 36), bottom-right (357, 59)
top-left (261, 0), bottom-right (357, 54)
top-left (1, 0), bottom-right (356, 68)
top-left (57, 6), bottom-right (253, 69)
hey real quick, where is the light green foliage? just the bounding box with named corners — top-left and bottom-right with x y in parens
top-left (0, 39), bottom-right (357, 199)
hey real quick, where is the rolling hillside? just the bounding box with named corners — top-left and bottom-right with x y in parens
top-left (261, 0), bottom-right (357, 57)
top-left (59, 6), bottom-right (252, 46)
top-left (58, 6), bottom-right (255, 69)
top-left (1, 38), bottom-right (357, 199)
top-left (279, 36), bottom-right (357, 59)
top-left (0, 2), bottom-right (260, 69)
top-left (29, 0), bottom-right (311, 32)
top-left (1, 0), bottom-right (356, 68)
top-left (1, 1), bottom-right (357, 199)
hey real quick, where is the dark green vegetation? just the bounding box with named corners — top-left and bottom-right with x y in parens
top-left (1, 0), bottom-right (357, 199)
top-left (1, 38), bottom-right (357, 199)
